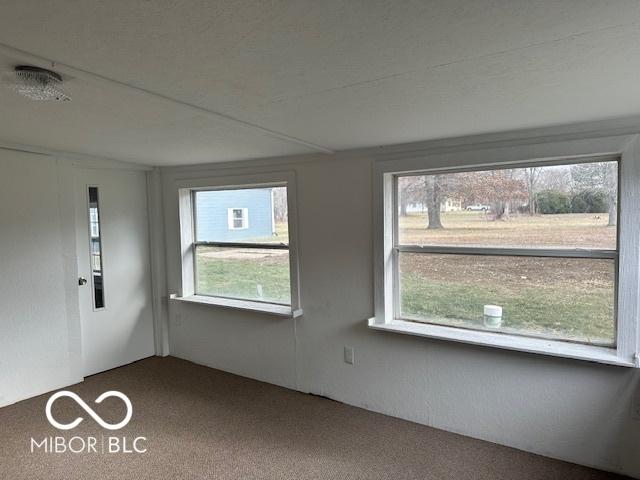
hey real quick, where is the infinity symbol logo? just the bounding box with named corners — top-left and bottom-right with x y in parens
top-left (45, 391), bottom-right (133, 431)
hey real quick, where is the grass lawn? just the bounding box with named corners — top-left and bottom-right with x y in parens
top-left (400, 254), bottom-right (614, 345)
top-left (400, 211), bottom-right (616, 249)
top-left (195, 221), bottom-right (291, 304)
top-left (196, 247), bottom-right (290, 305)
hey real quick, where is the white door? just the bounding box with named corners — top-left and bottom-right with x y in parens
top-left (75, 167), bottom-right (155, 377)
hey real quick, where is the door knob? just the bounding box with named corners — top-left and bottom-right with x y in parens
top-left (78, 277), bottom-right (88, 286)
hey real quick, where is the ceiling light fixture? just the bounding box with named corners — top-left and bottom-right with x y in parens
top-left (10, 65), bottom-right (71, 102)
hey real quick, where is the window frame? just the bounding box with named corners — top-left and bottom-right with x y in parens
top-left (85, 185), bottom-right (106, 311)
top-left (174, 172), bottom-right (302, 318)
top-left (393, 158), bottom-right (620, 346)
top-left (370, 134), bottom-right (640, 367)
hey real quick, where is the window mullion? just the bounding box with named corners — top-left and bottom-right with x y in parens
top-left (394, 245), bottom-right (617, 259)
top-left (194, 241), bottom-right (289, 250)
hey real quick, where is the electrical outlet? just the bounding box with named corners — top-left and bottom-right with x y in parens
top-left (344, 346), bottom-right (355, 365)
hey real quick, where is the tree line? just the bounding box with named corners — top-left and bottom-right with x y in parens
top-left (399, 162), bottom-right (617, 229)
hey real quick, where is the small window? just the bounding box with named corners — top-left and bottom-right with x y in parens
top-left (193, 186), bottom-right (290, 305)
top-left (228, 208), bottom-right (249, 230)
top-left (87, 186), bottom-right (105, 309)
top-left (394, 159), bottom-right (619, 346)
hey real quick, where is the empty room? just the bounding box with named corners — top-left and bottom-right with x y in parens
top-left (2, 1), bottom-right (640, 479)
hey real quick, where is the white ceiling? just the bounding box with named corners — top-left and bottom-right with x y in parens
top-left (0, 0), bottom-right (639, 166)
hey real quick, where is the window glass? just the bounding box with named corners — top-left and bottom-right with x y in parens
top-left (394, 159), bottom-right (619, 346)
top-left (88, 186), bottom-right (105, 309)
top-left (398, 253), bottom-right (615, 345)
top-left (195, 187), bottom-right (288, 244)
top-left (193, 185), bottom-right (291, 305)
top-left (397, 160), bottom-right (618, 249)
top-left (195, 246), bottom-right (290, 304)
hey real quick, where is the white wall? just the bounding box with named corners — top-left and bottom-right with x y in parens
top-left (162, 143), bottom-right (640, 478)
top-left (2, 123), bottom-right (636, 473)
top-left (0, 149), bottom-right (82, 407)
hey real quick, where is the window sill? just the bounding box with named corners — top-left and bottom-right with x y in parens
top-left (170, 294), bottom-right (303, 318)
top-left (367, 318), bottom-right (635, 367)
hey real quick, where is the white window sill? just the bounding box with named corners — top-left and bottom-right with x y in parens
top-left (170, 294), bottom-right (303, 318)
top-left (368, 318), bottom-right (636, 367)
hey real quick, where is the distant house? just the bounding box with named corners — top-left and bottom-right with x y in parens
top-left (404, 197), bottom-right (463, 214)
top-left (441, 198), bottom-right (462, 212)
top-left (405, 202), bottom-right (427, 214)
top-left (195, 188), bottom-right (276, 242)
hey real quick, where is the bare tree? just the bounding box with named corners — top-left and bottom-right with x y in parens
top-left (272, 187), bottom-right (288, 222)
top-left (606, 168), bottom-right (617, 227)
top-left (424, 175), bottom-right (443, 229)
top-left (524, 167), bottom-right (542, 215)
top-left (451, 170), bottom-right (528, 220)
top-left (401, 167), bottom-right (528, 230)
top-left (570, 162), bottom-right (618, 226)
top-left (399, 174), bottom-right (451, 228)
top-left (398, 176), bottom-right (425, 217)
top-left (538, 166), bottom-right (571, 192)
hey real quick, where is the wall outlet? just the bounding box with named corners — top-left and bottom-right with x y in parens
top-left (344, 346), bottom-right (355, 365)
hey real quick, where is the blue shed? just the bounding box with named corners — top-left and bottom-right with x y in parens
top-left (195, 188), bottom-right (275, 242)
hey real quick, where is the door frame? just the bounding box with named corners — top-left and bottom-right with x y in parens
top-left (59, 158), bottom-right (167, 382)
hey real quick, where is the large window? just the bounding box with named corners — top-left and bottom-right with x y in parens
top-left (176, 172), bottom-right (301, 318)
top-left (395, 160), bottom-right (618, 346)
top-left (371, 135), bottom-right (640, 366)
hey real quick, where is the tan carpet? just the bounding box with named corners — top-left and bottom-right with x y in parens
top-left (0, 356), bottom-right (629, 479)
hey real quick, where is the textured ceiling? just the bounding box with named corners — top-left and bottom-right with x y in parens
top-left (0, 0), bottom-right (639, 166)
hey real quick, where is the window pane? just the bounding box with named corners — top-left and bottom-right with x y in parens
top-left (87, 186), bottom-right (104, 309)
top-left (195, 246), bottom-right (290, 305)
top-left (397, 160), bottom-right (618, 249)
top-left (399, 253), bottom-right (615, 346)
top-left (195, 187), bottom-right (288, 244)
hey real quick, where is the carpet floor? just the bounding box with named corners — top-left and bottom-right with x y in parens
top-left (0, 356), bottom-right (630, 479)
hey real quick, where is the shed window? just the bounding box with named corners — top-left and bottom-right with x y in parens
top-left (228, 208), bottom-right (248, 230)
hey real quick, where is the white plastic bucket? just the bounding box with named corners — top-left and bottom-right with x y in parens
top-left (483, 304), bottom-right (502, 328)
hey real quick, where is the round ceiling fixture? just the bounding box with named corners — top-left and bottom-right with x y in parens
top-left (10, 65), bottom-right (71, 102)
